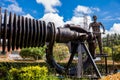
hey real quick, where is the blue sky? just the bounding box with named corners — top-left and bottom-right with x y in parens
top-left (0, 0), bottom-right (120, 34)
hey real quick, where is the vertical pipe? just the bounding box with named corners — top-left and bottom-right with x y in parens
top-left (77, 43), bottom-right (83, 78)
top-left (105, 55), bottom-right (108, 75)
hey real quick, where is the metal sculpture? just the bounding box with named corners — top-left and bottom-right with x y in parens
top-left (0, 8), bottom-right (101, 78)
top-left (89, 15), bottom-right (105, 56)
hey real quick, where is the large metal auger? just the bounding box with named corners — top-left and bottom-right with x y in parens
top-left (0, 8), bottom-right (85, 52)
top-left (0, 8), bottom-right (48, 52)
top-left (0, 8), bottom-right (101, 78)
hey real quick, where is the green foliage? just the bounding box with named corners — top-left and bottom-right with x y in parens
top-left (103, 33), bottom-right (120, 47)
top-left (96, 46), bottom-right (112, 55)
top-left (114, 45), bottom-right (120, 54)
top-left (9, 66), bottom-right (48, 80)
top-left (113, 53), bottom-right (120, 62)
top-left (113, 45), bottom-right (120, 62)
top-left (53, 43), bottom-right (69, 61)
top-left (103, 47), bottom-right (112, 55)
top-left (46, 75), bottom-right (59, 80)
top-left (102, 33), bottom-right (120, 62)
top-left (0, 64), bottom-right (8, 80)
top-left (20, 46), bottom-right (46, 60)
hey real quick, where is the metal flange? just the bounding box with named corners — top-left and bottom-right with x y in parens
top-left (39, 21), bottom-right (43, 47)
top-left (7, 12), bottom-right (13, 51)
top-left (2, 10), bottom-right (7, 53)
top-left (20, 16), bottom-right (25, 48)
top-left (16, 15), bottom-right (22, 49)
top-left (12, 14), bottom-right (18, 50)
top-left (36, 20), bottom-right (40, 46)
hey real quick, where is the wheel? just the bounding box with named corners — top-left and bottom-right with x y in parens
top-left (46, 42), bottom-right (89, 76)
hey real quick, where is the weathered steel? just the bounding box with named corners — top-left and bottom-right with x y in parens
top-left (20, 16), bottom-right (25, 48)
top-left (2, 10), bottom-right (7, 53)
top-left (24, 17), bottom-right (29, 47)
top-left (12, 14), bottom-right (18, 50)
top-left (0, 8), bottom-right (102, 78)
top-left (32, 19), bottom-right (36, 47)
top-left (41, 21), bottom-right (45, 46)
top-left (29, 18), bottom-right (33, 47)
top-left (39, 21), bottom-right (43, 47)
top-left (42, 21), bottom-right (47, 46)
top-left (23, 17), bottom-right (27, 48)
top-left (82, 43), bottom-right (102, 78)
top-left (16, 15), bottom-right (22, 49)
top-left (36, 20), bottom-right (40, 47)
top-left (8, 12), bottom-right (13, 51)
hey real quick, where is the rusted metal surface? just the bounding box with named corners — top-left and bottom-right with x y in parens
top-left (25, 17), bottom-right (29, 47)
top-left (0, 8), bottom-right (101, 78)
top-left (8, 12), bottom-right (13, 51)
top-left (2, 10), bottom-right (7, 53)
top-left (12, 14), bottom-right (17, 50)
top-left (29, 18), bottom-right (33, 47)
top-left (16, 15), bottom-right (21, 49)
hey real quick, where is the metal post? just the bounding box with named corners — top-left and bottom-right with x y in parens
top-left (105, 55), bottom-right (108, 75)
top-left (77, 43), bottom-right (83, 78)
top-left (82, 43), bottom-right (102, 78)
top-left (112, 40), bottom-right (115, 71)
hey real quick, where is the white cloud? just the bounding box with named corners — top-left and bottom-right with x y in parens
top-left (109, 23), bottom-right (120, 34)
top-left (2, 0), bottom-right (23, 13)
top-left (65, 5), bottom-right (94, 30)
top-left (38, 5), bottom-right (93, 30)
top-left (104, 23), bottom-right (120, 35)
top-left (66, 16), bottom-right (91, 25)
top-left (65, 16), bottom-right (92, 30)
top-left (40, 13), bottom-right (64, 27)
top-left (40, 12), bottom-right (92, 30)
top-left (103, 16), bottom-right (120, 21)
top-left (23, 14), bottom-right (34, 19)
top-left (102, 23), bottom-right (120, 37)
top-left (74, 5), bottom-right (100, 17)
top-left (74, 5), bottom-right (92, 16)
top-left (7, 4), bottom-right (22, 13)
top-left (36, 0), bottom-right (61, 13)
top-left (91, 7), bottom-right (100, 12)
top-left (71, 5), bottom-right (100, 30)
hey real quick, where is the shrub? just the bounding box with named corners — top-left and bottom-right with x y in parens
top-left (53, 43), bottom-right (69, 61)
top-left (113, 46), bottom-right (120, 62)
top-left (0, 65), bottom-right (8, 80)
top-left (96, 46), bottom-right (112, 55)
top-left (20, 46), bottom-right (46, 60)
top-left (113, 53), bottom-right (120, 62)
top-left (9, 66), bottom-right (48, 80)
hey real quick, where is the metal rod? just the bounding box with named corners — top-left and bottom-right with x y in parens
top-left (82, 43), bottom-right (102, 78)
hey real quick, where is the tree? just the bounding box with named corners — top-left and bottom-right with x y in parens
top-left (96, 46), bottom-right (112, 56)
